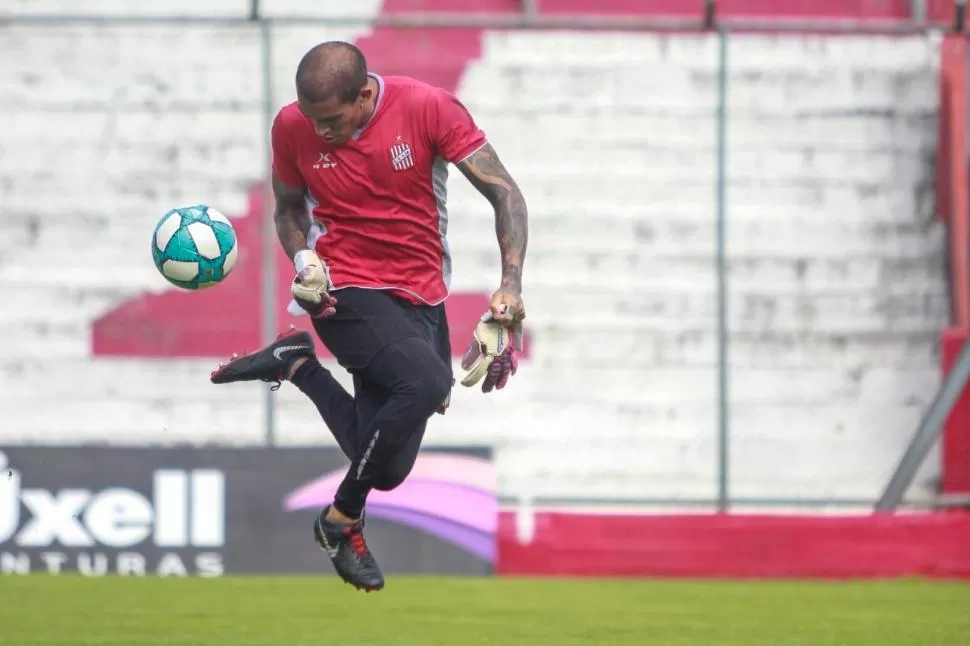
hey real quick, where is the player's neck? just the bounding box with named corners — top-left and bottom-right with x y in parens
top-left (359, 76), bottom-right (381, 128)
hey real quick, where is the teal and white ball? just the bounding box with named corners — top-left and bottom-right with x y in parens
top-left (151, 205), bottom-right (238, 290)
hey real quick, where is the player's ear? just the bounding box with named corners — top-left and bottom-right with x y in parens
top-left (358, 84), bottom-right (372, 104)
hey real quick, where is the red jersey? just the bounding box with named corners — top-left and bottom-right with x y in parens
top-left (271, 74), bottom-right (488, 305)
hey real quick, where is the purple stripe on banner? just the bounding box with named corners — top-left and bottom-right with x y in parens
top-left (282, 453), bottom-right (498, 560)
top-left (366, 503), bottom-right (495, 563)
top-left (288, 477), bottom-right (497, 534)
top-left (284, 454), bottom-right (495, 508)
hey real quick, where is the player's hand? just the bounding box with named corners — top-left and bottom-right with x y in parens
top-left (488, 285), bottom-right (526, 327)
top-left (291, 250), bottom-right (337, 319)
top-left (460, 289), bottom-right (525, 393)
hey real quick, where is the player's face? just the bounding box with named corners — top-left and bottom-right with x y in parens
top-left (299, 90), bottom-right (367, 147)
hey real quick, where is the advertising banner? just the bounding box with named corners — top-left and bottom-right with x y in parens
top-left (0, 445), bottom-right (495, 577)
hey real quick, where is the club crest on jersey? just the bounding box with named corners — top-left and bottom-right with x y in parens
top-left (389, 141), bottom-right (414, 172)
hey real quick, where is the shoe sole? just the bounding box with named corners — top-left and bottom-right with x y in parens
top-left (313, 519), bottom-right (385, 593)
top-left (312, 547), bottom-right (385, 592)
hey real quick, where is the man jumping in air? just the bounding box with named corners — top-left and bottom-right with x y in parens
top-left (210, 41), bottom-right (528, 592)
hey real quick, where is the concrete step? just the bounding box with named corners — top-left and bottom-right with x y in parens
top-left (509, 364), bottom-right (939, 408)
top-left (5, 0), bottom-right (254, 18)
top-left (489, 149), bottom-right (932, 186)
top-left (475, 111), bottom-right (936, 153)
top-left (530, 325), bottom-right (940, 369)
top-left (2, 25), bottom-right (263, 109)
top-left (461, 65), bottom-right (937, 112)
top-left (507, 249), bottom-right (945, 284)
top-left (452, 215), bottom-right (944, 257)
top-left (479, 32), bottom-right (938, 70)
top-left (447, 175), bottom-right (931, 214)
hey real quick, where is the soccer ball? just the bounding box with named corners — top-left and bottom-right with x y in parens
top-left (151, 204), bottom-right (238, 290)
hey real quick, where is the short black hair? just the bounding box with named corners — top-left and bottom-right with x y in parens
top-left (295, 41), bottom-right (368, 104)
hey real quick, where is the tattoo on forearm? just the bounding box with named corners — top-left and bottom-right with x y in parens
top-left (271, 175), bottom-right (312, 261)
top-left (274, 205), bottom-right (310, 260)
top-left (457, 144), bottom-right (528, 290)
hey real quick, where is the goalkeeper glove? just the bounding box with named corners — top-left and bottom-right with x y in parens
top-left (291, 250), bottom-right (337, 319)
top-left (460, 312), bottom-right (522, 393)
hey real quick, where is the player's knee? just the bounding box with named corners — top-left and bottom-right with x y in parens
top-left (413, 367), bottom-right (451, 416)
top-left (380, 338), bottom-right (452, 417)
top-left (373, 464), bottom-right (412, 491)
top-left (400, 360), bottom-right (451, 416)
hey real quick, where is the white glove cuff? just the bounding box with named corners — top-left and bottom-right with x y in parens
top-left (294, 250), bottom-right (317, 272)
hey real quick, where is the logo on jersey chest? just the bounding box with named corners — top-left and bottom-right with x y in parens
top-left (389, 136), bottom-right (414, 172)
top-left (313, 153), bottom-right (337, 170)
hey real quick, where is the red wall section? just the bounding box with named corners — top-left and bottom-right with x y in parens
top-left (937, 36), bottom-right (970, 495)
top-left (362, 0), bottom-right (519, 91)
top-left (383, 0), bottom-right (517, 11)
top-left (497, 511), bottom-right (970, 578)
top-left (942, 330), bottom-right (970, 494)
top-left (939, 36), bottom-right (970, 328)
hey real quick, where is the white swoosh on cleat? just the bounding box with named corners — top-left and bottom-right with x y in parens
top-left (272, 345), bottom-right (307, 361)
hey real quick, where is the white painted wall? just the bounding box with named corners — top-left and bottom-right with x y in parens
top-left (0, 2), bottom-right (946, 504)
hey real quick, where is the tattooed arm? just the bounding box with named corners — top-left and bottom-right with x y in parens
top-left (455, 142), bottom-right (527, 391)
top-left (272, 173), bottom-right (312, 261)
top-left (456, 143), bottom-right (529, 300)
top-left (273, 172), bottom-right (335, 317)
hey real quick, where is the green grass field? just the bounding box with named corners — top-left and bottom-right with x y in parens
top-left (1, 575), bottom-right (968, 645)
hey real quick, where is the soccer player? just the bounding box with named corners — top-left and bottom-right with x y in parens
top-left (210, 41), bottom-right (528, 591)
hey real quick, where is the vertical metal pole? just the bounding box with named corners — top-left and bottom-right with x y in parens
top-left (703, 0), bottom-right (717, 29)
top-left (909, 0), bottom-right (927, 25)
top-left (260, 20), bottom-right (277, 446)
top-left (250, 0), bottom-right (260, 21)
top-left (876, 340), bottom-right (970, 510)
top-left (521, 0), bottom-right (540, 20)
top-left (715, 28), bottom-right (730, 512)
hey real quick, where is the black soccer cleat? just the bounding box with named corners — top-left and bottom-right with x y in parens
top-left (313, 507), bottom-right (385, 592)
top-left (210, 326), bottom-right (315, 390)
